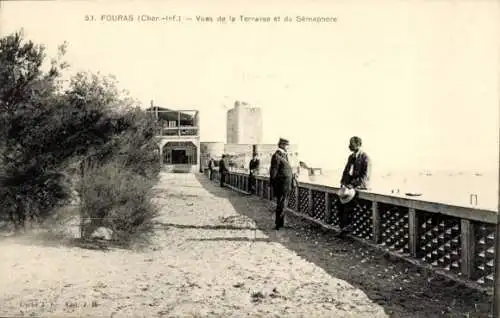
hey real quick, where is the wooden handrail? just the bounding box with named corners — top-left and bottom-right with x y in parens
top-left (220, 170), bottom-right (498, 224)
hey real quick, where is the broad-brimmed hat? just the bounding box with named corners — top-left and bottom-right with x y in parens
top-left (278, 138), bottom-right (290, 146)
top-left (337, 187), bottom-right (356, 204)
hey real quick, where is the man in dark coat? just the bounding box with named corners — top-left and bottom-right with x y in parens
top-left (218, 155), bottom-right (228, 187)
top-left (248, 153), bottom-right (260, 194)
top-left (269, 138), bottom-right (296, 230)
top-left (208, 157), bottom-right (215, 180)
top-left (337, 136), bottom-right (371, 236)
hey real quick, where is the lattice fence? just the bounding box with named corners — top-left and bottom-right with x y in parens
top-left (311, 190), bottom-right (326, 221)
top-left (380, 203), bottom-right (410, 255)
top-left (350, 199), bottom-right (373, 240)
top-left (298, 187), bottom-right (309, 214)
top-left (417, 211), bottom-right (461, 275)
top-left (474, 222), bottom-right (495, 286)
top-left (287, 187), bottom-right (297, 211)
top-left (326, 193), bottom-right (340, 226)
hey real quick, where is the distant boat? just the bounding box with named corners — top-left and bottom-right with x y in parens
top-left (406, 192), bottom-right (422, 197)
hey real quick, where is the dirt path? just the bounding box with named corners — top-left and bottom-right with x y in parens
top-left (0, 172), bottom-right (389, 317)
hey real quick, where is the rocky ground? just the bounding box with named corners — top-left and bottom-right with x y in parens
top-left (0, 172), bottom-right (493, 317)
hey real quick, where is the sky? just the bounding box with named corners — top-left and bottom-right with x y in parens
top-left (1, 0), bottom-right (499, 173)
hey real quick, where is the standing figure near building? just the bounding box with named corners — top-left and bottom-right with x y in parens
top-left (248, 153), bottom-right (260, 194)
top-left (270, 138), bottom-right (297, 230)
top-left (218, 155), bottom-right (228, 187)
top-left (208, 157), bottom-right (215, 180)
top-left (336, 136), bottom-right (371, 237)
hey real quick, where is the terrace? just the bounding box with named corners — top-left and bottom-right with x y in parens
top-left (145, 107), bottom-right (199, 137)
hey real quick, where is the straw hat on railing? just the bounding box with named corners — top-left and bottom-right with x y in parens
top-left (337, 187), bottom-right (356, 204)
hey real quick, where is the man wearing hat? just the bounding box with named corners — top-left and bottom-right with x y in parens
top-left (248, 152), bottom-right (260, 194)
top-left (219, 154), bottom-right (229, 187)
top-left (208, 157), bottom-right (215, 180)
top-left (337, 136), bottom-right (371, 236)
top-left (269, 138), bottom-right (297, 230)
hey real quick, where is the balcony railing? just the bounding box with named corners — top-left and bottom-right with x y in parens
top-left (147, 108), bottom-right (200, 137)
top-left (206, 169), bottom-right (498, 292)
top-left (156, 126), bottom-right (199, 137)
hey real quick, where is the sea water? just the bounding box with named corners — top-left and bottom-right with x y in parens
top-left (302, 170), bottom-right (499, 211)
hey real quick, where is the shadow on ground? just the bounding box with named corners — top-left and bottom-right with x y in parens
top-left (153, 221), bottom-right (257, 231)
top-left (0, 228), bottom-right (143, 251)
top-left (0, 221), bottom-right (153, 252)
top-left (194, 173), bottom-right (492, 318)
top-left (187, 237), bottom-right (272, 243)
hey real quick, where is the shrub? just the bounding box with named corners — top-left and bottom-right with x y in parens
top-left (0, 31), bottom-right (160, 236)
top-left (79, 160), bottom-right (159, 244)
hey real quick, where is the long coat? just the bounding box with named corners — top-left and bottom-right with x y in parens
top-left (249, 158), bottom-right (260, 175)
top-left (340, 150), bottom-right (371, 190)
top-left (269, 149), bottom-right (293, 196)
top-left (218, 159), bottom-right (228, 174)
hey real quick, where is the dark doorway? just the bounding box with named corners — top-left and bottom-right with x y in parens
top-left (171, 149), bottom-right (188, 164)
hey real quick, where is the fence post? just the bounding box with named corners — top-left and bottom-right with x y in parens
top-left (461, 219), bottom-right (475, 279)
top-left (372, 201), bottom-right (381, 244)
top-left (324, 192), bottom-right (332, 224)
top-left (308, 188), bottom-right (313, 216)
top-left (294, 186), bottom-right (299, 212)
top-left (409, 208), bottom-right (418, 257)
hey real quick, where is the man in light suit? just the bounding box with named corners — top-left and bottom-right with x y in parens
top-left (337, 136), bottom-right (371, 236)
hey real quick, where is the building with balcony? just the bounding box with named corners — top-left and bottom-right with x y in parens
top-left (146, 104), bottom-right (200, 173)
top-left (146, 100), bottom-right (302, 176)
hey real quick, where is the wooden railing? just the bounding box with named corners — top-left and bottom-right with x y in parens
top-left (156, 126), bottom-right (199, 137)
top-left (206, 169), bottom-right (498, 291)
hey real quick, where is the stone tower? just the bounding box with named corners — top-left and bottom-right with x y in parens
top-left (226, 101), bottom-right (263, 144)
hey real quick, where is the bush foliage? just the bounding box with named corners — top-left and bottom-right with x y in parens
top-left (79, 161), bottom-right (159, 243)
top-left (0, 30), bottom-right (160, 241)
